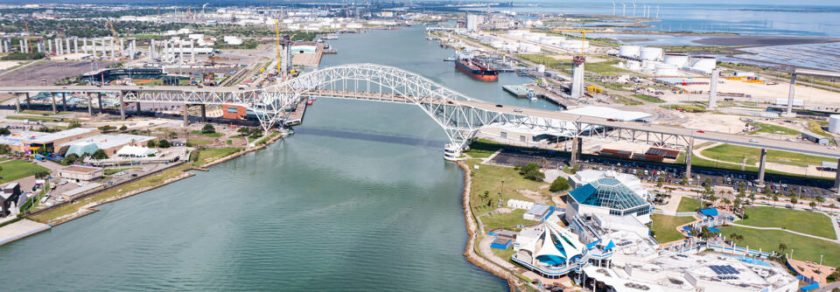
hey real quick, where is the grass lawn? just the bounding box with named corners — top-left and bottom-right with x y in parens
top-left (491, 244), bottom-right (517, 262)
top-left (193, 147), bottom-right (242, 167)
top-left (632, 94), bottom-right (665, 103)
top-left (190, 130), bottom-right (224, 138)
top-left (719, 225), bottom-right (840, 267)
top-left (614, 95), bottom-right (643, 105)
top-left (807, 120), bottom-right (831, 138)
top-left (517, 54), bottom-right (568, 69)
top-left (737, 206), bottom-right (836, 239)
top-left (677, 197), bottom-right (701, 212)
top-left (464, 138), bottom-right (504, 159)
top-left (481, 209), bottom-right (535, 231)
top-left (0, 160), bottom-right (49, 184)
top-left (751, 122), bottom-right (800, 136)
top-left (662, 104), bottom-right (706, 113)
top-left (586, 60), bottom-right (630, 76)
top-left (701, 144), bottom-right (833, 167)
top-left (467, 160), bottom-right (549, 219)
top-left (651, 214), bottom-right (695, 243)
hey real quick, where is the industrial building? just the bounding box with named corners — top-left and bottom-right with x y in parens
top-left (58, 165), bottom-right (104, 182)
top-left (63, 134), bottom-right (155, 157)
top-left (20, 128), bottom-right (100, 154)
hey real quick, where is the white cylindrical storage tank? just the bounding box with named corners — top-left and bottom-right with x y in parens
top-left (829, 115), bottom-right (840, 134)
top-left (640, 47), bottom-right (663, 61)
top-left (627, 60), bottom-right (641, 71)
top-left (642, 60), bottom-right (657, 71)
top-left (619, 45), bottom-right (641, 59)
top-left (664, 53), bottom-right (690, 68)
top-left (690, 56), bottom-right (717, 74)
top-left (537, 64), bottom-right (546, 73)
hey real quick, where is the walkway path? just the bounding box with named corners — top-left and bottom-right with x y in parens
top-left (728, 223), bottom-right (840, 244)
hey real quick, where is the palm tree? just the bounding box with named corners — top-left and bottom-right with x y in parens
top-left (778, 243), bottom-right (788, 253)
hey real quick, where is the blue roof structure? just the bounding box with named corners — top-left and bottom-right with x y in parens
top-left (699, 208), bottom-right (719, 217)
top-left (569, 177), bottom-right (650, 214)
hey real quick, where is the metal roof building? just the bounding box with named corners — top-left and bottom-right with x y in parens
top-left (566, 177), bottom-right (653, 224)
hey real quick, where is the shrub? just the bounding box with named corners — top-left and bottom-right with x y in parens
top-left (201, 124), bottom-right (216, 134)
top-left (549, 176), bottom-right (570, 192)
top-left (146, 140), bottom-right (157, 148)
top-left (91, 149), bottom-right (108, 160)
top-left (158, 139), bottom-right (171, 148)
top-left (519, 163), bottom-right (545, 182)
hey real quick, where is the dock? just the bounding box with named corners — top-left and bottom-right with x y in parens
top-left (503, 85), bottom-right (531, 98)
top-left (285, 98), bottom-right (309, 126)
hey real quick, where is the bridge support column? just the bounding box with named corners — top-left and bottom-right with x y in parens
top-left (119, 93), bottom-right (125, 120)
top-left (25, 92), bottom-right (30, 109)
top-left (200, 104), bottom-right (206, 122)
top-left (834, 158), bottom-right (840, 195)
top-left (50, 92), bottom-right (57, 114)
top-left (87, 93), bottom-right (93, 116)
top-left (182, 104), bottom-right (190, 127)
top-left (685, 137), bottom-right (694, 182)
top-left (61, 92), bottom-right (67, 112)
top-left (570, 136), bottom-right (580, 168)
top-left (135, 102), bottom-right (141, 115)
top-left (14, 93), bottom-right (21, 112)
top-left (757, 148), bottom-right (767, 187)
top-left (785, 73), bottom-right (797, 117)
top-left (97, 93), bottom-right (103, 113)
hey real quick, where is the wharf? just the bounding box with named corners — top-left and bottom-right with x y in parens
top-left (527, 84), bottom-right (577, 109)
top-left (502, 85), bottom-right (531, 98)
top-left (293, 43), bottom-right (325, 67)
top-left (0, 219), bottom-right (51, 246)
top-left (286, 98), bottom-right (309, 126)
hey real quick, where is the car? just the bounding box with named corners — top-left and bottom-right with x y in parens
top-left (495, 104), bottom-right (503, 108)
top-left (749, 138), bottom-right (759, 143)
top-left (513, 108), bottom-right (523, 113)
top-left (606, 118), bottom-right (618, 122)
top-left (696, 130), bottom-right (705, 134)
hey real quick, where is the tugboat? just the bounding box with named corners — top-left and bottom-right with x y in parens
top-left (455, 56), bottom-right (499, 82)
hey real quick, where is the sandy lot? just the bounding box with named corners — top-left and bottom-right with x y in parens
top-left (677, 77), bottom-right (840, 106)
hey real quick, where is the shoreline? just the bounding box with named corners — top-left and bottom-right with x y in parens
top-left (0, 131), bottom-right (286, 246)
top-left (456, 161), bottom-right (522, 291)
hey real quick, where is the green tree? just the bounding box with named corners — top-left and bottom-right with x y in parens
top-left (67, 120), bottom-right (82, 129)
top-left (0, 144), bottom-right (10, 154)
top-left (146, 140), bottom-right (157, 148)
top-left (119, 125), bottom-right (128, 132)
top-left (61, 153), bottom-right (79, 165)
top-left (518, 163), bottom-right (544, 182)
top-left (158, 139), bottom-right (171, 148)
top-left (0, 127), bottom-right (10, 135)
top-left (549, 176), bottom-right (570, 192)
top-left (34, 170), bottom-right (50, 179)
top-left (790, 197), bottom-right (798, 204)
top-left (201, 124), bottom-right (216, 134)
top-left (91, 149), bottom-right (108, 160)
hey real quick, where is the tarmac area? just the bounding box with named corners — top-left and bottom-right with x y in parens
top-left (488, 147), bottom-right (837, 198)
top-left (0, 61), bottom-right (104, 86)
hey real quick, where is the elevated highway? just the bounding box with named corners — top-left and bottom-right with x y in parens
top-left (2, 63), bottom-right (838, 189)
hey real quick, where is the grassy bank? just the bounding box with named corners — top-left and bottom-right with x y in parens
top-left (0, 160), bottom-right (49, 184)
top-left (737, 206), bottom-right (836, 239)
top-left (467, 160), bottom-right (550, 231)
top-left (701, 144), bottom-right (833, 167)
top-left (720, 226), bottom-right (840, 267)
top-left (751, 122), bottom-right (800, 136)
top-left (651, 214), bottom-right (694, 243)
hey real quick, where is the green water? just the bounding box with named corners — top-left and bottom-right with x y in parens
top-left (0, 26), bottom-right (541, 290)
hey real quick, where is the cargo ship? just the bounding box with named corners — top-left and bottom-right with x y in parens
top-left (455, 57), bottom-right (498, 82)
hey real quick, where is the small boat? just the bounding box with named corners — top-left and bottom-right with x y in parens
top-left (307, 97), bottom-right (316, 105)
top-left (443, 55), bottom-right (457, 62)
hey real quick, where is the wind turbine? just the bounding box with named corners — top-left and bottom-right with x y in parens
top-left (201, 3), bottom-right (209, 15)
top-left (632, 0), bottom-right (637, 17)
top-left (612, 0), bottom-right (616, 16)
top-left (622, 1), bottom-right (627, 17)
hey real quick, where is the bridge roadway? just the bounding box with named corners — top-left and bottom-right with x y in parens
top-left (3, 84), bottom-right (840, 190)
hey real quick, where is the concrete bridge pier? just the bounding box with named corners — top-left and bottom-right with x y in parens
top-left (61, 92), bottom-right (67, 112)
top-left (50, 92), bottom-right (57, 114)
top-left (14, 93), bottom-right (21, 112)
top-left (757, 148), bottom-right (768, 186)
top-left (182, 104), bottom-right (190, 127)
top-left (119, 93), bottom-right (125, 120)
top-left (97, 93), bottom-right (103, 113)
top-left (135, 102), bottom-right (141, 114)
top-left (685, 138), bottom-right (694, 182)
top-left (834, 158), bottom-right (840, 195)
top-left (570, 136), bottom-right (581, 168)
top-left (25, 92), bottom-right (30, 109)
top-left (200, 104), bottom-right (206, 122)
top-left (87, 93), bottom-right (93, 116)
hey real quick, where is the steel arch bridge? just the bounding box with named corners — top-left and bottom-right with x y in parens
top-left (121, 63), bottom-right (601, 157)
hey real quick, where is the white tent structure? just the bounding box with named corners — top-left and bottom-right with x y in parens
top-left (116, 146), bottom-right (157, 158)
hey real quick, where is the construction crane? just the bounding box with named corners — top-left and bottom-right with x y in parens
top-left (275, 18), bottom-right (282, 74)
top-left (549, 28), bottom-right (591, 55)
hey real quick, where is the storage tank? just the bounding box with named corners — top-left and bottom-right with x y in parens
top-left (664, 53), bottom-right (690, 68)
top-left (829, 115), bottom-right (840, 134)
top-left (655, 64), bottom-right (680, 76)
top-left (642, 60), bottom-right (657, 71)
top-left (619, 45), bottom-right (641, 59)
top-left (690, 56), bottom-right (717, 74)
top-left (626, 60), bottom-right (641, 71)
top-left (640, 47), bottom-right (663, 61)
